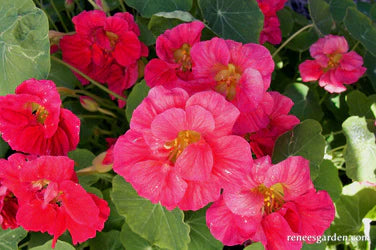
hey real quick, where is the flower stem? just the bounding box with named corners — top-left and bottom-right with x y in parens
top-left (272, 24), bottom-right (314, 59)
top-left (51, 56), bottom-right (127, 102)
top-left (327, 145), bottom-right (346, 155)
top-left (319, 92), bottom-right (329, 105)
top-left (50, 0), bottom-right (69, 32)
top-left (351, 41), bottom-right (360, 51)
top-left (118, 0), bottom-right (126, 12)
top-left (36, 0), bottom-right (59, 31)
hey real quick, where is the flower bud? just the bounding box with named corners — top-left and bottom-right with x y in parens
top-left (80, 96), bottom-right (99, 112)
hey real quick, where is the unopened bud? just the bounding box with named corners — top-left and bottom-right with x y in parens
top-left (65, 0), bottom-right (75, 10)
top-left (80, 96), bottom-right (99, 112)
top-left (92, 151), bottom-right (113, 173)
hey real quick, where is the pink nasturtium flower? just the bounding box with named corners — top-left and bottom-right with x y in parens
top-left (145, 21), bottom-right (205, 89)
top-left (113, 86), bottom-right (252, 211)
top-left (256, 0), bottom-right (287, 45)
top-left (299, 35), bottom-right (366, 93)
top-left (0, 154), bottom-right (110, 248)
top-left (233, 92), bottom-right (300, 157)
top-left (60, 10), bottom-right (148, 107)
top-left (206, 156), bottom-right (335, 249)
top-left (0, 79), bottom-right (80, 156)
top-left (190, 37), bottom-right (274, 113)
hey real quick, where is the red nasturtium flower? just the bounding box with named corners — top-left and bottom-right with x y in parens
top-left (299, 35), bottom-right (366, 93)
top-left (60, 10), bottom-right (148, 107)
top-left (233, 92), bottom-right (300, 157)
top-left (0, 79), bottom-right (80, 156)
top-left (145, 21), bottom-right (205, 89)
top-left (190, 37), bottom-right (274, 112)
top-left (113, 86), bottom-right (252, 211)
top-left (0, 154), bottom-right (110, 248)
top-left (0, 185), bottom-right (18, 230)
top-left (206, 156), bottom-right (335, 249)
top-left (256, 0), bottom-right (287, 45)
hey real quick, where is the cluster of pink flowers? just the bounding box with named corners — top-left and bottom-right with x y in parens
top-left (112, 20), bottom-right (336, 249)
top-left (1, 6), bottom-right (368, 249)
top-left (0, 79), bottom-right (109, 247)
top-left (60, 10), bottom-right (148, 107)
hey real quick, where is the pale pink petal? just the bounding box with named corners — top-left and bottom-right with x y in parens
top-left (126, 160), bottom-right (187, 209)
top-left (178, 178), bottom-right (221, 210)
top-left (186, 91), bottom-right (240, 136)
top-left (175, 141), bottom-right (213, 181)
top-left (293, 189), bottom-right (335, 243)
top-left (191, 38), bottom-right (230, 79)
top-left (131, 86), bottom-right (189, 132)
top-left (232, 67), bottom-right (265, 112)
top-left (223, 188), bottom-right (264, 217)
top-left (185, 105), bottom-right (215, 134)
top-left (265, 156), bottom-right (314, 200)
top-left (206, 197), bottom-right (258, 246)
top-left (151, 108), bottom-right (187, 141)
top-left (210, 135), bottom-right (252, 189)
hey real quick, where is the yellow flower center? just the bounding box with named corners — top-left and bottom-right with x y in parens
top-left (164, 130), bottom-right (201, 163)
top-left (325, 53), bottom-right (342, 71)
top-left (32, 179), bottom-right (50, 189)
top-left (255, 183), bottom-right (285, 214)
top-left (105, 31), bottom-right (119, 48)
top-left (214, 64), bottom-right (241, 101)
top-left (31, 103), bottom-right (49, 124)
top-left (173, 43), bottom-right (192, 72)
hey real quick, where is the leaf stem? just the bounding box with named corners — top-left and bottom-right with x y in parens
top-left (272, 24), bottom-right (314, 59)
top-left (319, 92), bottom-right (329, 105)
top-left (50, 0), bottom-right (69, 32)
top-left (51, 56), bottom-right (127, 102)
top-left (323, 130), bottom-right (343, 137)
top-left (351, 41), bottom-right (360, 51)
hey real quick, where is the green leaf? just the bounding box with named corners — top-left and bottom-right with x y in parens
top-left (68, 148), bottom-right (95, 170)
top-left (120, 222), bottom-right (164, 250)
top-left (284, 83), bottom-right (324, 121)
top-left (0, 227), bottom-right (27, 250)
top-left (0, 0), bottom-right (50, 95)
top-left (30, 239), bottom-right (75, 250)
top-left (331, 182), bottom-right (376, 237)
top-left (313, 160), bottom-right (343, 201)
top-left (272, 119), bottom-right (326, 179)
top-left (344, 7), bottom-right (376, 57)
top-left (124, 0), bottom-right (192, 18)
top-left (285, 28), bottom-right (318, 52)
top-left (329, 0), bottom-right (356, 22)
top-left (68, 148), bottom-right (99, 186)
top-left (125, 80), bottom-right (150, 123)
top-left (346, 90), bottom-right (376, 119)
top-left (277, 8), bottom-right (294, 38)
top-left (308, 0), bottom-right (334, 35)
top-left (154, 10), bottom-right (195, 22)
top-left (47, 58), bottom-right (79, 89)
top-left (103, 189), bottom-right (125, 231)
top-left (0, 137), bottom-right (9, 158)
top-left (364, 52), bottom-right (376, 92)
top-left (342, 116), bottom-right (376, 183)
top-left (136, 17), bottom-right (156, 46)
top-left (184, 207), bottom-right (223, 250)
top-left (89, 230), bottom-right (124, 250)
top-left (244, 242), bottom-right (265, 250)
top-left (198, 0), bottom-right (264, 43)
top-left (148, 15), bottom-right (185, 37)
top-left (111, 176), bottom-right (191, 250)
